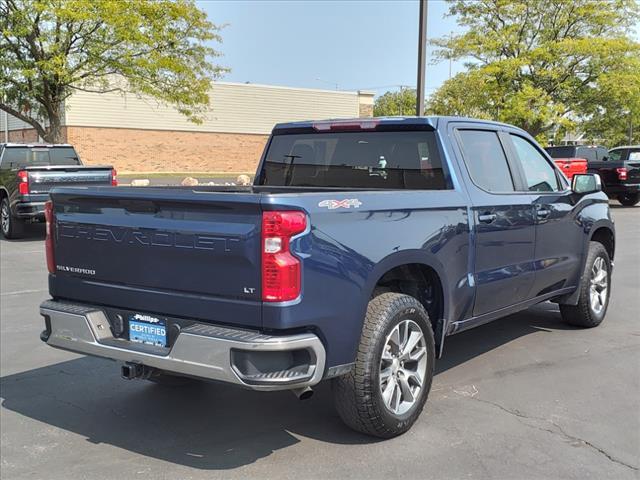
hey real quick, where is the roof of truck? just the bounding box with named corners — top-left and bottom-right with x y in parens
top-left (0, 143), bottom-right (73, 147)
top-left (272, 116), bottom-right (523, 133)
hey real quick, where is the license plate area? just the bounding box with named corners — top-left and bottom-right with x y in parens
top-left (128, 313), bottom-right (167, 347)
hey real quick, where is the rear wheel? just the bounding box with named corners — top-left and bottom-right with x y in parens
top-left (560, 242), bottom-right (611, 328)
top-left (1, 198), bottom-right (23, 239)
top-left (332, 292), bottom-right (435, 438)
top-left (617, 193), bottom-right (639, 207)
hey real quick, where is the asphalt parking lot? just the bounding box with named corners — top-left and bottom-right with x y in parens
top-left (1, 205), bottom-right (638, 480)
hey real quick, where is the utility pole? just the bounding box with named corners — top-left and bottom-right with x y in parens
top-left (416, 0), bottom-right (428, 116)
top-left (448, 32), bottom-right (453, 79)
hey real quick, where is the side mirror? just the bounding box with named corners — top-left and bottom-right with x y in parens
top-left (572, 173), bottom-right (602, 194)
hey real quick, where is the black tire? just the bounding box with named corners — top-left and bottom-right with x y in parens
top-left (332, 292), bottom-right (435, 438)
top-left (0, 197), bottom-right (23, 239)
top-left (147, 371), bottom-right (197, 387)
top-left (560, 242), bottom-right (611, 328)
top-left (617, 193), bottom-right (639, 207)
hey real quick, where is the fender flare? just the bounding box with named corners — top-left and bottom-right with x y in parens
top-left (560, 218), bottom-right (615, 306)
top-left (358, 249), bottom-right (451, 356)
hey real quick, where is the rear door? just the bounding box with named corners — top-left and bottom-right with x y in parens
top-left (452, 126), bottom-right (536, 316)
top-left (505, 133), bottom-right (582, 296)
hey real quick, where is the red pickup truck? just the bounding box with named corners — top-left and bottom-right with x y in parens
top-left (545, 145), bottom-right (608, 180)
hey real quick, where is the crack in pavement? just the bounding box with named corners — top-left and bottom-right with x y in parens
top-left (469, 395), bottom-right (639, 472)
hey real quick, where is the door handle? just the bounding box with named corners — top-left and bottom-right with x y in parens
top-left (536, 209), bottom-right (551, 218)
top-left (478, 213), bottom-right (497, 224)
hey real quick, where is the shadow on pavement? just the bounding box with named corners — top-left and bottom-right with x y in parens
top-left (0, 303), bottom-right (573, 470)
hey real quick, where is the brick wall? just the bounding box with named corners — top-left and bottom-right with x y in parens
top-left (66, 127), bottom-right (268, 173)
top-left (359, 103), bottom-right (374, 117)
top-left (7, 128), bottom-right (46, 143)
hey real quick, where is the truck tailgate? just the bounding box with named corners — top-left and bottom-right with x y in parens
top-left (25, 165), bottom-right (114, 194)
top-left (49, 187), bottom-right (263, 327)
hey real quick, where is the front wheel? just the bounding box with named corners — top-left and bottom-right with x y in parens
top-left (560, 242), bottom-right (611, 328)
top-left (617, 193), bottom-right (639, 207)
top-left (332, 292), bottom-right (435, 438)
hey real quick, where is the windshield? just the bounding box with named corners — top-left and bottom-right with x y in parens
top-left (258, 130), bottom-right (449, 190)
top-left (1, 146), bottom-right (80, 167)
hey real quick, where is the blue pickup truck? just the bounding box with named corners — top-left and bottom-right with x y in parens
top-left (39, 117), bottom-right (615, 438)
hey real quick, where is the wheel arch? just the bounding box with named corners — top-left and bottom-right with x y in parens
top-left (590, 225), bottom-right (615, 262)
top-left (362, 250), bottom-right (449, 357)
top-left (558, 219), bottom-right (615, 306)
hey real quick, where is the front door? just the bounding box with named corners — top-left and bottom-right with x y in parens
top-left (453, 128), bottom-right (536, 317)
top-left (505, 133), bottom-right (583, 296)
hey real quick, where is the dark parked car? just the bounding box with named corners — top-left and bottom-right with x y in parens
top-left (588, 145), bottom-right (640, 206)
top-left (0, 143), bottom-right (117, 238)
top-left (39, 117), bottom-right (614, 438)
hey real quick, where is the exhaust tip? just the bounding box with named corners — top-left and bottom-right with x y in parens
top-left (291, 386), bottom-right (314, 400)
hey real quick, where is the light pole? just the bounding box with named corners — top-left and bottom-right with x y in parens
top-left (416, 0), bottom-right (428, 116)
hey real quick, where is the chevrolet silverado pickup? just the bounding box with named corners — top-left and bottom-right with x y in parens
top-left (39, 117), bottom-right (615, 438)
top-left (0, 143), bottom-right (117, 238)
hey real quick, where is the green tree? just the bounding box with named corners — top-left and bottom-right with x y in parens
top-left (427, 0), bottom-right (640, 145)
top-left (374, 88), bottom-right (417, 117)
top-left (0, 0), bottom-right (225, 143)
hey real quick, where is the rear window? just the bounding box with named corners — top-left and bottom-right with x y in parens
top-left (545, 146), bottom-right (576, 158)
top-left (258, 131), bottom-right (449, 189)
top-left (1, 147), bottom-right (80, 167)
top-left (609, 148), bottom-right (640, 161)
top-left (575, 147), bottom-right (598, 162)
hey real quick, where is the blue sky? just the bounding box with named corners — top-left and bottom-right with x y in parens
top-left (197, 0), bottom-right (463, 97)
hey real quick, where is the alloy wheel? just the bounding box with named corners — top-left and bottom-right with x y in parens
top-left (1, 202), bottom-right (9, 235)
top-left (589, 256), bottom-right (608, 315)
top-left (379, 319), bottom-right (428, 415)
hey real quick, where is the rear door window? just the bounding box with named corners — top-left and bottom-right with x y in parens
top-left (510, 135), bottom-right (560, 192)
top-left (457, 130), bottom-right (515, 192)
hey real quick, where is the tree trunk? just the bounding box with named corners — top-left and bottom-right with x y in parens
top-left (42, 112), bottom-right (64, 143)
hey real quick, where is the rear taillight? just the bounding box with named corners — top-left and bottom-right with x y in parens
top-left (617, 167), bottom-right (628, 181)
top-left (111, 168), bottom-right (118, 186)
top-left (44, 201), bottom-right (56, 274)
top-left (261, 211), bottom-right (307, 302)
top-left (17, 170), bottom-right (29, 195)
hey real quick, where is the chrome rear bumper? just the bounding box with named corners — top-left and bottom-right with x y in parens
top-left (40, 300), bottom-right (326, 391)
